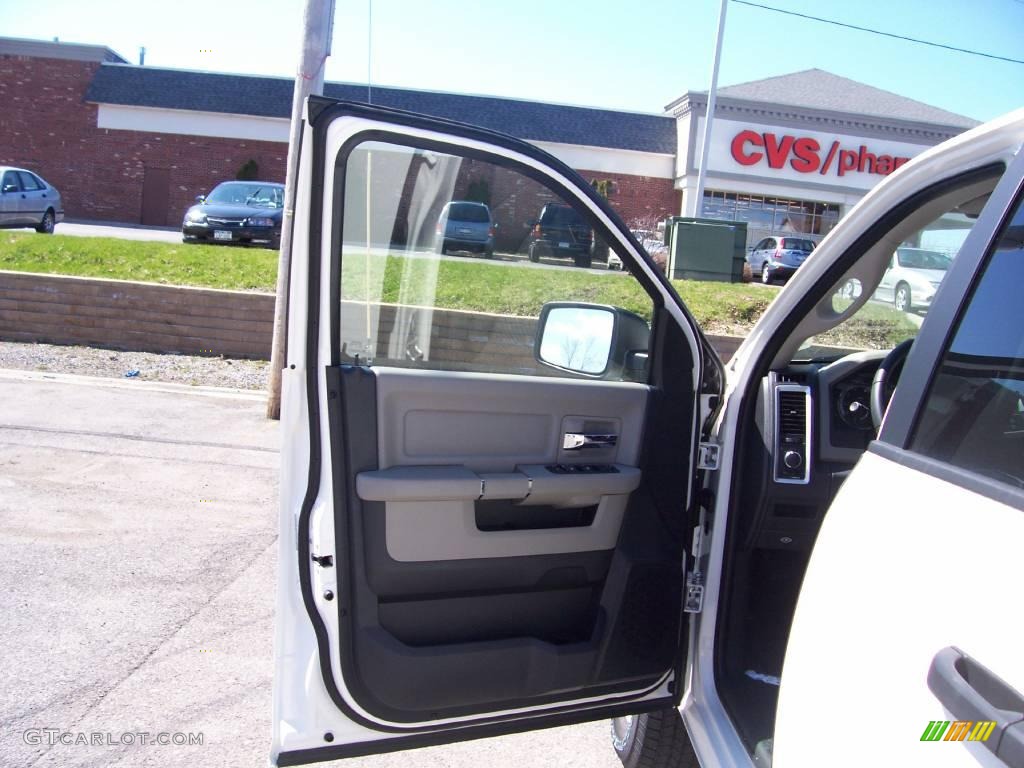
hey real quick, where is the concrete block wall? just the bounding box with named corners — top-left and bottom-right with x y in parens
top-left (0, 271), bottom-right (743, 368)
top-left (0, 271), bottom-right (275, 359)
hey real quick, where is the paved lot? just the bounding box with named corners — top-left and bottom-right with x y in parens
top-left (0, 369), bottom-right (621, 768)
top-left (58, 221), bottom-right (183, 244)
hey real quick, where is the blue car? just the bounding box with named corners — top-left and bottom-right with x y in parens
top-left (435, 201), bottom-right (495, 257)
top-left (748, 235), bottom-right (817, 284)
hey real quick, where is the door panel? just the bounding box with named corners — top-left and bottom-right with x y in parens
top-left (374, 368), bottom-right (649, 470)
top-left (274, 100), bottom-right (708, 765)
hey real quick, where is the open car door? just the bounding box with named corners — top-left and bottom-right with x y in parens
top-left (271, 98), bottom-right (720, 765)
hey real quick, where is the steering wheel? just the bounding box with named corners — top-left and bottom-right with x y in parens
top-left (870, 338), bottom-right (914, 431)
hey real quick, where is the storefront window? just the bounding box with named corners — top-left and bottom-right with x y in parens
top-left (701, 190), bottom-right (841, 242)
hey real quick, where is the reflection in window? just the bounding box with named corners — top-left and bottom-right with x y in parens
top-left (336, 141), bottom-right (653, 379)
top-left (910, 198), bottom-right (1024, 488)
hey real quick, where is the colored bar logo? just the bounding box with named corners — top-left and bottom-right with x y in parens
top-left (921, 721), bottom-right (997, 742)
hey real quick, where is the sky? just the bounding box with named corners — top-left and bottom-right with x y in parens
top-left (1, 0), bottom-right (1022, 122)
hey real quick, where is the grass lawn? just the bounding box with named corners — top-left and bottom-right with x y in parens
top-left (0, 232), bottom-right (917, 345)
top-left (0, 232), bottom-right (278, 291)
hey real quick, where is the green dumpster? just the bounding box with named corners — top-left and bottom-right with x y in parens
top-left (665, 217), bottom-right (747, 282)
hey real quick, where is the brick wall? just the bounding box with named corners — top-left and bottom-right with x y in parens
top-left (576, 169), bottom-right (682, 230)
top-left (0, 271), bottom-right (742, 365)
top-left (0, 54), bottom-right (287, 225)
top-left (1, 54), bottom-right (682, 231)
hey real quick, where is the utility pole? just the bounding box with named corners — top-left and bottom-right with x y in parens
top-left (266, 0), bottom-right (336, 419)
top-left (692, 0), bottom-right (728, 217)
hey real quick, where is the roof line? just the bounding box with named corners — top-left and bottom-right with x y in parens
top-left (95, 61), bottom-right (673, 120)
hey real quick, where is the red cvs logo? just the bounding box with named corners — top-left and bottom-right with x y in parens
top-left (730, 130), bottom-right (910, 178)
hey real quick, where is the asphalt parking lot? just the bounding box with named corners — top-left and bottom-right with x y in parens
top-left (0, 369), bottom-right (621, 768)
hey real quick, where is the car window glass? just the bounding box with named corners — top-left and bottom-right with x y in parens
top-left (17, 172), bottom-right (41, 191)
top-left (794, 181), bottom-right (993, 361)
top-left (909, 191), bottom-right (1024, 489)
top-left (780, 238), bottom-right (814, 252)
top-left (336, 140), bottom-right (654, 380)
top-left (2, 171), bottom-right (21, 191)
top-left (446, 202), bottom-right (490, 223)
top-left (206, 183), bottom-right (283, 207)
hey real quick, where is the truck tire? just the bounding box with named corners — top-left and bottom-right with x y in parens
top-left (611, 709), bottom-right (699, 768)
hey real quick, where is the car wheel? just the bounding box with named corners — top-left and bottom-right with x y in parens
top-left (574, 252), bottom-right (593, 269)
top-left (611, 709), bottom-right (699, 768)
top-left (36, 209), bottom-right (55, 234)
top-left (437, 240), bottom-right (448, 256)
top-left (484, 247), bottom-right (494, 259)
top-left (894, 282), bottom-right (912, 312)
top-left (528, 244), bottom-right (540, 263)
top-left (761, 262), bottom-right (773, 284)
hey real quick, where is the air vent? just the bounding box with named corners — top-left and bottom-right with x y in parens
top-left (774, 384), bottom-right (811, 485)
top-left (779, 391), bottom-right (807, 434)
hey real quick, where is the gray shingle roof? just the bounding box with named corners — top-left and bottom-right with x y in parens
top-left (85, 64), bottom-right (677, 154)
top-left (714, 69), bottom-right (979, 129)
top-left (0, 35), bottom-right (127, 64)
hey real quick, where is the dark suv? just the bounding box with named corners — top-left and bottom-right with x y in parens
top-left (527, 203), bottom-right (594, 268)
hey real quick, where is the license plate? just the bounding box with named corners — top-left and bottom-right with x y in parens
top-left (458, 228), bottom-right (472, 235)
top-left (559, 241), bottom-right (570, 248)
top-left (213, 230), bottom-right (233, 241)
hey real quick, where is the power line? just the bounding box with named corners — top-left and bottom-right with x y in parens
top-left (732, 0), bottom-right (1024, 65)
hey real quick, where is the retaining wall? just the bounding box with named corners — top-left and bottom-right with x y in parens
top-left (0, 271), bottom-right (743, 367)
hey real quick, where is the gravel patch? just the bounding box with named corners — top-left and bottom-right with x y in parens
top-left (0, 341), bottom-right (270, 390)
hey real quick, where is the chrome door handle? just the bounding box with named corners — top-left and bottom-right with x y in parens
top-left (563, 433), bottom-right (618, 450)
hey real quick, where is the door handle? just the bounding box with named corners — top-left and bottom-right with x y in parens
top-left (927, 646), bottom-right (1024, 765)
top-left (562, 433), bottom-right (618, 450)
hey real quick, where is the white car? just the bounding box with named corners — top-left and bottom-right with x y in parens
top-left (272, 103), bottom-right (1024, 768)
top-left (874, 246), bottom-right (953, 312)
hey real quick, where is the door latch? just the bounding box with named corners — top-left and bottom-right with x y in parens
top-left (697, 442), bottom-right (720, 470)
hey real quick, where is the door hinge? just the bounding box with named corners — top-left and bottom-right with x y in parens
top-left (684, 571), bottom-right (705, 614)
top-left (697, 442), bottom-right (720, 471)
top-left (684, 524), bottom-right (706, 614)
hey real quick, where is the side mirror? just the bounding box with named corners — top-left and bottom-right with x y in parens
top-left (195, 194), bottom-right (206, 204)
top-left (2, 184), bottom-right (17, 194)
top-left (534, 302), bottom-right (650, 380)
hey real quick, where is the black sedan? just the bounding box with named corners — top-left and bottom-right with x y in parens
top-left (182, 181), bottom-right (284, 249)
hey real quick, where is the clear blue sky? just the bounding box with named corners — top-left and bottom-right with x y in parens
top-left (2, 0), bottom-right (1021, 121)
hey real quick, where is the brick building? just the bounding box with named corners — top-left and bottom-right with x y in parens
top-left (0, 36), bottom-right (978, 248)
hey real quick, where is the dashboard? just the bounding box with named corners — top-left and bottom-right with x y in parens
top-left (737, 350), bottom-right (887, 553)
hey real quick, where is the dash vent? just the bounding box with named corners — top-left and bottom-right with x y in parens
top-left (774, 384), bottom-right (811, 484)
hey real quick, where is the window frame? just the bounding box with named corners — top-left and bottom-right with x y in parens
top-left (873, 144), bottom-right (1024, 511)
top-left (327, 130), bottom-right (668, 380)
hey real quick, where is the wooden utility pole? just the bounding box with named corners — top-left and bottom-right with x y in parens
top-left (266, 0), bottom-right (336, 419)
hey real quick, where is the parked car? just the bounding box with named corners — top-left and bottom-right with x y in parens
top-left (181, 181), bottom-right (285, 248)
top-left (527, 202), bottom-right (594, 268)
top-left (748, 235), bottom-right (817, 283)
top-left (873, 246), bottom-right (952, 312)
top-left (0, 166), bottom-right (63, 234)
top-left (272, 100), bottom-right (1024, 768)
top-left (434, 201), bottom-right (495, 257)
top-left (609, 233), bottom-right (668, 274)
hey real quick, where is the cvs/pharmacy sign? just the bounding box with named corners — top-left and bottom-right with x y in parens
top-left (730, 129), bottom-right (912, 178)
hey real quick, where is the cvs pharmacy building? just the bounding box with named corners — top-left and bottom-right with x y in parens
top-left (666, 70), bottom-right (978, 248)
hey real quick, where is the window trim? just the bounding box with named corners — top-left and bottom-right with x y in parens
top-left (327, 130), bottom-right (666, 379)
top-left (879, 146), bottom-right (1024, 449)
top-left (868, 440), bottom-right (1024, 512)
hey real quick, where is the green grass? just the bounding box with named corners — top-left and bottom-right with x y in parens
top-left (0, 232), bottom-right (277, 291)
top-left (0, 232), bottom-right (916, 346)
